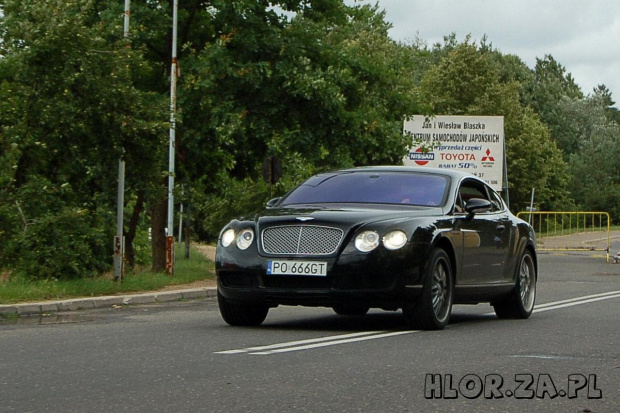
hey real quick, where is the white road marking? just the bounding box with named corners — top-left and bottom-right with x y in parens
top-left (215, 331), bottom-right (392, 355)
top-left (533, 291), bottom-right (620, 313)
top-left (250, 331), bottom-right (419, 355)
top-left (215, 291), bottom-right (620, 355)
top-left (533, 290), bottom-right (620, 309)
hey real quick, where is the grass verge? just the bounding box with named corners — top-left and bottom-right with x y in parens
top-left (0, 244), bottom-right (215, 304)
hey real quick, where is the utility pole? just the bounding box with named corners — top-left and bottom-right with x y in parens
top-left (114, 0), bottom-right (131, 282)
top-left (166, 0), bottom-right (179, 275)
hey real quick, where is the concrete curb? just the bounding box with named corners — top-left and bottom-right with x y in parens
top-left (0, 287), bottom-right (218, 316)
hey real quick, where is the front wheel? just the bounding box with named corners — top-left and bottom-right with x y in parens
top-left (217, 290), bottom-right (269, 326)
top-left (403, 248), bottom-right (453, 330)
top-left (493, 250), bottom-right (536, 319)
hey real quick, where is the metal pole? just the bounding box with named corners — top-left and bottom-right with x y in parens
top-left (124, 0), bottom-right (130, 35)
top-left (185, 193), bottom-right (191, 259)
top-left (166, 0), bottom-right (179, 275)
top-left (114, 0), bottom-right (131, 282)
top-left (178, 202), bottom-right (183, 244)
top-left (529, 188), bottom-right (535, 224)
top-left (113, 160), bottom-right (125, 281)
top-left (178, 185), bottom-right (184, 245)
top-left (503, 140), bottom-right (509, 209)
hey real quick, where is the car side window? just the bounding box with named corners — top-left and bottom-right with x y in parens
top-left (488, 188), bottom-right (505, 212)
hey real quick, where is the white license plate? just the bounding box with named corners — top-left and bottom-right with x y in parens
top-left (266, 260), bottom-right (327, 276)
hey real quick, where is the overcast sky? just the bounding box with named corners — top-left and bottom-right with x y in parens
top-left (351, 0), bottom-right (620, 104)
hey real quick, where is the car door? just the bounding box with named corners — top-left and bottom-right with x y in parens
top-left (486, 185), bottom-right (515, 283)
top-left (453, 179), bottom-right (511, 285)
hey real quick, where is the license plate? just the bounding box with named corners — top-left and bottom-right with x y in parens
top-left (266, 260), bottom-right (327, 276)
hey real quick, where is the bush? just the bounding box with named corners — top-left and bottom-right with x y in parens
top-left (199, 177), bottom-right (272, 241)
top-left (196, 155), bottom-right (320, 241)
top-left (6, 207), bottom-right (112, 280)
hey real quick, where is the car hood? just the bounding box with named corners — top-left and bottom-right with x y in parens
top-left (254, 204), bottom-right (445, 229)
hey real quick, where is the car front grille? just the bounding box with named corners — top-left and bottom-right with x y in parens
top-left (261, 225), bottom-right (344, 255)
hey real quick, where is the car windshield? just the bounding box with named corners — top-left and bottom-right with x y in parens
top-left (281, 172), bottom-right (449, 207)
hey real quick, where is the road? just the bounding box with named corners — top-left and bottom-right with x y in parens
top-left (1, 253), bottom-right (619, 413)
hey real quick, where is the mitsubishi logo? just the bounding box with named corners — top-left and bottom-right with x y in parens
top-left (296, 217), bottom-right (314, 222)
top-left (481, 148), bottom-right (495, 162)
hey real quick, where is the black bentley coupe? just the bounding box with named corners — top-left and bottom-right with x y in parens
top-left (216, 166), bottom-right (537, 330)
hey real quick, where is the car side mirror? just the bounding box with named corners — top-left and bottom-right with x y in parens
top-left (266, 197), bottom-right (281, 208)
top-left (464, 198), bottom-right (492, 219)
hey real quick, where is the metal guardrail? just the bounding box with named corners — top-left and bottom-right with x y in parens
top-left (517, 211), bottom-right (611, 261)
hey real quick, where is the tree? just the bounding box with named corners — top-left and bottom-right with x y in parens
top-left (564, 95), bottom-right (620, 220)
top-left (522, 55), bottom-right (584, 156)
top-left (0, 0), bottom-right (166, 278)
top-left (419, 40), bottom-right (571, 211)
top-left (0, 0), bottom-right (426, 273)
top-left (592, 84), bottom-right (620, 124)
top-left (10, 0), bottom-right (619, 277)
top-left (178, 0), bottom-right (422, 238)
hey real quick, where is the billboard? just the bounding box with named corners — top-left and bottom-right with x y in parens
top-left (403, 115), bottom-right (504, 191)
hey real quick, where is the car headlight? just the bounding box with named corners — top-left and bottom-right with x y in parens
top-left (221, 228), bottom-right (235, 248)
top-left (383, 230), bottom-right (408, 250)
top-left (236, 228), bottom-right (254, 250)
top-left (355, 230), bottom-right (380, 252)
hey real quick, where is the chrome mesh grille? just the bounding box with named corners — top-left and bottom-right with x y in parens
top-left (262, 225), bottom-right (344, 255)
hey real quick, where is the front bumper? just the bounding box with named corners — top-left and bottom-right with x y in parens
top-left (216, 244), bottom-right (425, 309)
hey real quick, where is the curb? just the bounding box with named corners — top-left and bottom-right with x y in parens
top-left (0, 287), bottom-right (218, 316)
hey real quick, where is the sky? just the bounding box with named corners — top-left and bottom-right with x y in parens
top-left (351, 0), bottom-right (620, 104)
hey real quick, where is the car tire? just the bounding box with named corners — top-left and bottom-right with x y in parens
top-left (492, 250), bottom-right (536, 319)
top-left (332, 304), bottom-right (370, 316)
top-left (217, 290), bottom-right (269, 326)
top-left (403, 248), bottom-right (453, 330)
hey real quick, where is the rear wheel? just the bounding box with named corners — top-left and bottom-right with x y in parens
top-left (403, 248), bottom-right (453, 330)
top-left (332, 304), bottom-right (370, 316)
top-left (217, 290), bottom-right (269, 326)
top-left (493, 250), bottom-right (536, 319)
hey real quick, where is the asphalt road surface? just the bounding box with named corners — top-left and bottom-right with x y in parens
top-left (1, 253), bottom-right (619, 413)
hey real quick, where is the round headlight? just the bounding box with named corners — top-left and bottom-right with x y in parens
top-left (383, 230), bottom-right (408, 250)
top-left (355, 230), bottom-right (380, 252)
top-left (236, 228), bottom-right (254, 250)
top-left (221, 228), bottom-right (235, 248)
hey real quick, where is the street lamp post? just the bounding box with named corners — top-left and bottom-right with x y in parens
top-left (114, 0), bottom-right (131, 282)
top-left (166, 0), bottom-right (179, 275)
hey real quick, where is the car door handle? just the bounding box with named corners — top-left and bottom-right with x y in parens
top-left (496, 225), bottom-right (506, 232)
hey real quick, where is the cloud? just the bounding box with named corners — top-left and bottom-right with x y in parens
top-left (352, 0), bottom-right (620, 101)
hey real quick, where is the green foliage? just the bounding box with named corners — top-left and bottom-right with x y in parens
top-left (504, 106), bottom-right (572, 212)
top-left (179, 1), bottom-right (423, 238)
top-left (0, 244), bottom-right (213, 304)
top-left (567, 96), bottom-right (620, 220)
top-left (180, 1), bottom-right (420, 179)
top-left (420, 40), bottom-right (571, 211)
top-left (0, 0), bottom-right (167, 279)
top-left (2, 0), bottom-right (620, 280)
top-left (6, 206), bottom-right (111, 280)
top-left (592, 84), bottom-right (620, 124)
top-left (1, 175), bottom-right (113, 279)
top-left (198, 153), bottom-right (318, 241)
top-left (421, 36), bottom-right (498, 115)
top-left (200, 176), bottom-right (272, 240)
top-left (523, 55), bottom-right (584, 156)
